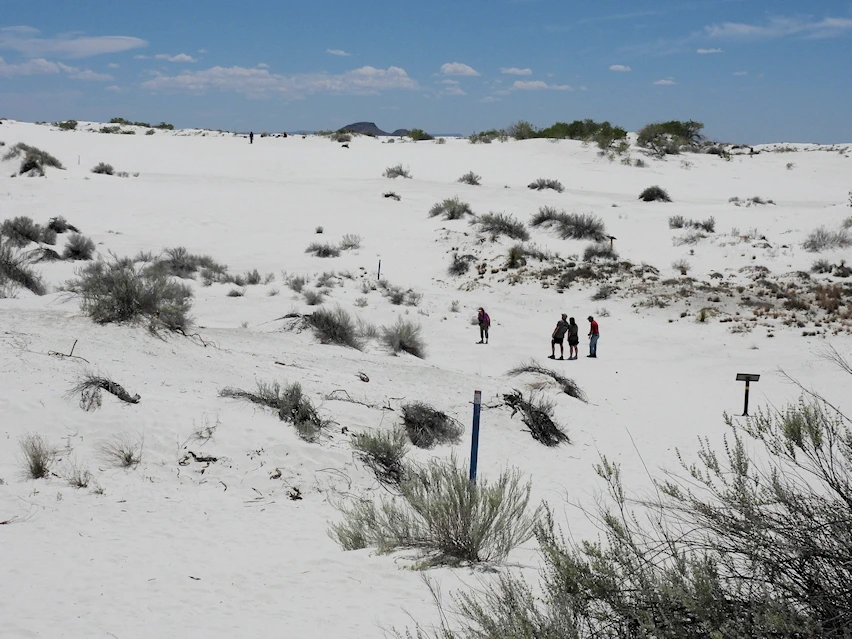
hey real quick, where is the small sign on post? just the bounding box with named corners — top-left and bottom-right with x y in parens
top-left (469, 390), bottom-right (482, 483)
top-left (736, 373), bottom-right (760, 416)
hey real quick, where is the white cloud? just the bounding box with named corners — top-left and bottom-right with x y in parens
top-left (134, 55), bottom-right (150, 60)
top-left (441, 85), bottom-right (466, 96)
top-left (733, 71), bottom-right (748, 76)
top-left (653, 78), bottom-right (676, 85)
top-left (440, 62), bottom-right (480, 76)
top-left (198, 49), bottom-right (208, 54)
top-left (57, 62), bottom-right (113, 81)
top-left (257, 63), bottom-right (269, 68)
top-left (609, 64), bottom-right (631, 72)
top-left (705, 16), bottom-right (852, 40)
top-left (107, 62), bottom-right (120, 69)
top-left (105, 85), bottom-right (123, 92)
top-left (500, 67), bottom-right (532, 75)
top-left (696, 48), bottom-right (723, 54)
top-left (0, 56), bottom-right (58, 77)
top-left (140, 64), bottom-right (419, 98)
top-left (0, 29), bottom-right (147, 59)
top-left (512, 80), bottom-right (572, 91)
top-left (440, 78), bottom-right (459, 85)
top-left (326, 49), bottom-right (351, 57)
top-left (155, 53), bottom-right (198, 63)
top-left (480, 96), bottom-right (500, 103)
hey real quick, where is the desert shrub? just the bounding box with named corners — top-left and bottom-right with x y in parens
top-left (0, 216), bottom-right (43, 247)
top-left (315, 226), bottom-right (324, 234)
top-left (226, 288), bottom-right (244, 297)
top-left (458, 171), bottom-right (481, 186)
top-left (19, 434), bottom-right (54, 479)
top-left (506, 361), bottom-right (587, 402)
top-left (842, 216), bottom-right (852, 229)
top-left (305, 242), bottom-right (341, 258)
top-left (505, 244), bottom-right (526, 269)
top-left (3, 142), bottom-right (64, 175)
top-left (639, 185), bottom-right (671, 202)
top-left (803, 226), bottom-right (852, 252)
top-left (502, 390), bottom-right (570, 446)
top-left (469, 129), bottom-right (506, 144)
top-left (98, 433), bottom-right (143, 468)
top-left (357, 319), bottom-right (379, 340)
top-left (99, 125), bottom-right (121, 134)
top-left (384, 164), bottom-right (412, 179)
top-left (70, 373), bottom-right (140, 405)
top-left (330, 456), bottom-right (539, 566)
top-left (450, 300), bottom-right (460, 312)
top-left (220, 380), bottom-right (327, 442)
top-left (91, 162), bottom-right (114, 175)
top-left (339, 234), bottom-right (362, 250)
top-left (351, 427), bottom-right (410, 487)
top-left (303, 289), bottom-right (325, 305)
top-left (672, 258), bottom-right (692, 275)
top-left (47, 216), bottom-right (79, 234)
top-left (287, 275), bottom-right (307, 292)
top-left (429, 197), bottom-right (472, 220)
top-left (812, 259), bottom-right (833, 274)
top-left (243, 268), bottom-right (262, 285)
top-left (39, 226), bottom-right (57, 245)
top-left (354, 296), bottom-right (368, 307)
top-left (592, 285), bottom-right (612, 301)
top-left (473, 213), bottom-right (530, 241)
top-left (63, 234), bottom-right (96, 261)
top-left (448, 253), bottom-right (473, 276)
top-left (507, 120), bottom-right (538, 140)
top-left (528, 178), bottom-right (564, 193)
top-left (383, 191), bottom-right (401, 201)
top-left (0, 238), bottom-right (46, 295)
top-left (407, 128), bottom-right (434, 141)
top-left (382, 285), bottom-right (421, 306)
top-left (530, 207), bottom-right (606, 241)
top-left (668, 215), bottom-right (686, 229)
top-left (401, 402), bottom-right (463, 448)
top-left (694, 216), bottom-right (716, 233)
top-left (583, 242), bottom-right (618, 261)
top-left (151, 247), bottom-right (226, 279)
top-left (382, 318), bottom-right (425, 358)
top-left (331, 132), bottom-right (351, 143)
top-left (637, 120), bottom-right (704, 156)
top-left (672, 230), bottom-right (707, 246)
top-left (65, 460), bottom-right (92, 488)
top-left (55, 120), bottom-right (78, 130)
top-left (305, 306), bottom-right (363, 349)
top-left (68, 259), bottom-right (193, 332)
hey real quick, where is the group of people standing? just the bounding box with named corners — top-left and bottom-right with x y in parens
top-left (475, 308), bottom-right (600, 360)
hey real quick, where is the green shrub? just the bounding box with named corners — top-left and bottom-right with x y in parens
top-left (457, 171), bottom-right (481, 186)
top-left (583, 242), bottom-right (618, 261)
top-left (382, 317), bottom-right (425, 358)
top-left (429, 197), bottom-right (472, 220)
top-left (530, 207), bottom-right (606, 241)
top-left (55, 120), bottom-right (78, 131)
top-left (407, 128), bottom-right (434, 141)
top-left (91, 162), bottom-right (114, 175)
top-left (473, 213), bottom-right (530, 241)
top-left (305, 242), bottom-right (341, 258)
top-left (803, 226), bottom-right (852, 252)
top-left (448, 253), bottom-right (473, 276)
top-left (506, 244), bottom-right (526, 269)
top-left (401, 402), bottom-right (463, 448)
top-left (2, 142), bottom-right (64, 176)
top-left (306, 306), bottom-right (363, 349)
top-left (220, 380), bottom-right (327, 442)
top-left (639, 185), bottom-right (671, 202)
top-left (384, 164), bottom-right (412, 179)
top-left (1, 216), bottom-right (43, 247)
top-left (351, 427), bottom-right (409, 487)
top-left (68, 259), bottom-right (193, 332)
top-left (63, 234), bottom-right (96, 260)
top-left (99, 125), bottom-right (121, 134)
top-left (506, 120), bottom-right (538, 140)
top-left (637, 120), bottom-right (704, 156)
top-left (330, 456), bottom-right (539, 566)
top-left (528, 178), bottom-right (564, 193)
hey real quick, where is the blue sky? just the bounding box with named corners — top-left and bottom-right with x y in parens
top-left (1, 1), bottom-right (851, 143)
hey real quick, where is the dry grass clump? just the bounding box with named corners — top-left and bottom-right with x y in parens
top-left (448, 252), bottom-right (474, 276)
top-left (530, 207), bottom-right (606, 241)
top-left (303, 289), bottom-right (325, 305)
top-left (384, 164), bottom-right (412, 179)
top-left (47, 217), bottom-right (80, 234)
top-left (506, 361), bottom-right (587, 402)
top-left (639, 185), bottom-right (671, 202)
top-left (351, 427), bottom-right (410, 487)
top-left (69, 372), bottom-right (141, 406)
top-left (91, 162), bottom-right (114, 175)
top-left (0, 237), bottom-right (46, 295)
top-left (401, 402), bottom-right (463, 448)
top-left (528, 178), bottom-right (565, 192)
top-left (473, 212), bottom-right (530, 241)
top-left (97, 433), bottom-right (143, 468)
top-left (219, 380), bottom-right (328, 442)
top-left (19, 434), bottom-right (54, 479)
top-left (3, 142), bottom-right (64, 176)
top-left (802, 227), bottom-right (851, 253)
top-left (429, 197), bottom-right (473, 220)
top-left (329, 456), bottom-right (539, 567)
top-left (502, 390), bottom-right (570, 446)
top-left (583, 242), bottom-right (618, 261)
top-left (1, 216), bottom-right (44, 247)
top-left (458, 171), bottom-right (481, 185)
top-left (305, 306), bottom-right (363, 349)
top-left (62, 234), bottom-right (96, 260)
top-left (339, 234), bottom-right (362, 250)
top-left (306, 242), bottom-right (341, 258)
top-left (381, 317), bottom-right (426, 358)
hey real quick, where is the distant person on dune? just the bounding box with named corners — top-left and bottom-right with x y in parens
top-left (587, 315), bottom-right (599, 358)
top-left (567, 317), bottom-right (579, 360)
top-left (249, 132), bottom-right (254, 144)
top-left (550, 313), bottom-right (569, 360)
top-left (477, 307), bottom-right (490, 344)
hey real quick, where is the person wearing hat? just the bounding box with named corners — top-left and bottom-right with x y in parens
top-left (587, 315), bottom-right (600, 358)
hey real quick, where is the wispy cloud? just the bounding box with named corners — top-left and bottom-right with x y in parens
top-left (653, 78), bottom-right (676, 85)
top-left (705, 17), bottom-right (852, 40)
top-left (57, 62), bottom-right (113, 81)
top-left (0, 56), bottom-right (111, 80)
top-left (696, 48), bottom-right (723, 54)
top-left (609, 64), bottom-right (631, 72)
top-left (440, 62), bottom-right (480, 76)
top-left (155, 53), bottom-right (198, 63)
top-left (107, 62), bottom-right (120, 69)
top-left (257, 63), bottom-right (269, 68)
top-left (326, 48), bottom-right (351, 57)
top-left (732, 71), bottom-right (748, 76)
top-left (140, 65), bottom-right (419, 98)
top-left (500, 67), bottom-right (532, 75)
top-left (0, 27), bottom-right (147, 59)
top-left (480, 96), bottom-right (500, 103)
top-left (440, 79), bottom-right (460, 85)
top-left (441, 85), bottom-right (467, 96)
top-left (512, 80), bottom-right (571, 91)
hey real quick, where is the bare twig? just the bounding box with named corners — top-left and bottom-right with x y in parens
top-left (47, 339), bottom-right (91, 363)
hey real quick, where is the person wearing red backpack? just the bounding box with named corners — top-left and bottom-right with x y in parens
top-left (477, 307), bottom-right (491, 344)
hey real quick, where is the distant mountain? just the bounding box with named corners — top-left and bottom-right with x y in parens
top-left (390, 129), bottom-right (409, 137)
top-left (338, 122), bottom-right (391, 136)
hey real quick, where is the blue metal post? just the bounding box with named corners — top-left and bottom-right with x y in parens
top-left (470, 390), bottom-right (482, 482)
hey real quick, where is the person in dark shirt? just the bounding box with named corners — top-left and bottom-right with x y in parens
top-left (549, 313), bottom-right (570, 360)
top-left (567, 317), bottom-right (579, 360)
top-left (588, 316), bottom-right (600, 358)
top-left (249, 131), bottom-right (254, 144)
top-left (477, 307), bottom-right (491, 344)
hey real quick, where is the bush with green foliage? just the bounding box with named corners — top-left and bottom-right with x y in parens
top-left (401, 402), bottom-right (463, 448)
top-left (639, 185), bottom-right (672, 202)
top-left (68, 259), bottom-right (193, 332)
top-left (351, 427), bottom-right (410, 487)
top-left (63, 234), bottom-right (96, 260)
top-left (1, 216), bottom-right (43, 248)
top-left (99, 125), bottom-right (122, 134)
top-left (429, 197), bottom-right (473, 220)
top-left (468, 129), bottom-right (506, 144)
top-left (3, 142), bottom-right (64, 176)
top-left (473, 213), bottom-right (530, 241)
top-left (407, 128), bottom-right (434, 141)
top-left (637, 120), bottom-right (705, 156)
top-left (220, 380), bottom-right (327, 442)
top-left (530, 207), bottom-right (606, 241)
top-left (457, 171), bottom-right (481, 186)
top-left (330, 456), bottom-right (539, 567)
top-left (91, 162), bottom-right (114, 175)
top-left (803, 226), bottom-right (852, 252)
top-left (506, 120), bottom-right (538, 140)
top-left (448, 253), bottom-right (473, 276)
top-left (55, 120), bottom-right (78, 131)
top-left (305, 306), bottom-right (363, 350)
top-left (505, 244), bottom-right (526, 269)
top-left (305, 242), bottom-right (341, 258)
top-left (381, 317), bottom-right (425, 358)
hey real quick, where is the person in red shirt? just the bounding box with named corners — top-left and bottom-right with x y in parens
top-left (587, 316), bottom-right (600, 358)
